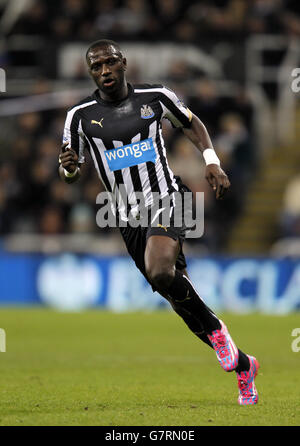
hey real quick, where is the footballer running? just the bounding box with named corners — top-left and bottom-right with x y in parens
top-left (59, 39), bottom-right (259, 405)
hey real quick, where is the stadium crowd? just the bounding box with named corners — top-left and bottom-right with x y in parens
top-left (0, 0), bottom-right (299, 252)
top-left (4, 0), bottom-right (300, 44)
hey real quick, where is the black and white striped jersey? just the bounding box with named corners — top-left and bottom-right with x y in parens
top-left (63, 83), bottom-right (193, 216)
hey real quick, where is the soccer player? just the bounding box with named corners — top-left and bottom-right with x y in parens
top-left (59, 39), bottom-right (259, 405)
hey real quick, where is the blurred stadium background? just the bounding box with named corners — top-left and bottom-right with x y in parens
top-left (0, 0), bottom-right (300, 314)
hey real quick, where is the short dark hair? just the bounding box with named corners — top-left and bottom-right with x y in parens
top-left (85, 39), bottom-right (122, 61)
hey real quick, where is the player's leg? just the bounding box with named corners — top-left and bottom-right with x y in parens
top-left (155, 258), bottom-right (259, 404)
top-left (145, 235), bottom-right (250, 373)
top-left (145, 235), bottom-right (223, 333)
top-left (144, 234), bottom-right (219, 334)
top-left (120, 225), bottom-right (258, 404)
top-left (160, 268), bottom-right (214, 348)
top-left (176, 268), bottom-right (252, 372)
top-left (165, 292), bottom-right (212, 347)
top-left (175, 269), bottom-right (215, 347)
top-left (169, 267), bottom-right (259, 405)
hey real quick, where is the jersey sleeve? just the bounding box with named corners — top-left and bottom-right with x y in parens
top-left (62, 108), bottom-right (87, 164)
top-left (159, 86), bottom-right (193, 129)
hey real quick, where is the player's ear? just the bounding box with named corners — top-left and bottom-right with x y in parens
top-left (122, 57), bottom-right (127, 71)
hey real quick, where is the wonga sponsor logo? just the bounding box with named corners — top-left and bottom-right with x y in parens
top-left (104, 138), bottom-right (156, 171)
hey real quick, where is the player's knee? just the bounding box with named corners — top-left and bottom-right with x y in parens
top-left (147, 267), bottom-right (175, 291)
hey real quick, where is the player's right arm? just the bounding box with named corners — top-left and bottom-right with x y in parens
top-left (59, 106), bottom-right (87, 184)
top-left (58, 142), bottom-right (81, 184)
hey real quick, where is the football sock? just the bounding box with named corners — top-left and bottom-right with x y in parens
top-left (166, 270), bottom-right (221, 334)
top-left (236, 350), bottom-right (250, 372)
top-left (167, 299), bottom-right (213, 348)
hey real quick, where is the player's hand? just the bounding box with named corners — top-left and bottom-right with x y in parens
top-left (205, 164), bottom-right (230, 200)
top-left (58, 142), bottom-right (78, 173)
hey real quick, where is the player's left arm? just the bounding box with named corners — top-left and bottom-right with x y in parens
top-left (183, 113), bottom-right (230, 200)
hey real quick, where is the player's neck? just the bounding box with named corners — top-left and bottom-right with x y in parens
top-left (98, 82), bottom-right (129, 103)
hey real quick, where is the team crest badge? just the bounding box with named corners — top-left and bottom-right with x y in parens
top-left (141, 104), bottom-right (154, 119)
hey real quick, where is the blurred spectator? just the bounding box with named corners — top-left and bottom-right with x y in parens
top-left (280, 175), bottom-right (300, 237)
top-left (94, 0), bottom-right (119, 36)
top-left (11, 0), bottom-right (49, 36)
top-left (49, 179), bottom-right (74, 219)
top-left (187, 78), bottom-right (222, 136)
top-left (17, 112), bottom-right (42, 138)
top-left (51, 0), bottom-right (91, 40)
top-left (115, 0), bottom-right (148, 38)
top-left (167, 60), bottom-right (192, 86)
top-left (50, 17), bottom-right (73, 41)
top-left (70, 203), bottom-right (95, 233)
top-left (246, 0), bottom-right (283, 34)
top-left (37, 136), bottom-right (60, 168)
top-left (60, 0), bottom-right (88, 21)
top-left (174, 19), bottom-right (197, 43)
top-left (281, 0), bottom-right (300, 37)
top-left (11, 138), bottom-right (33, 178)
top-left (200, 112), bottom-right (252, 249)
top-left (28, 159), bottom-right (54, 204)
top-left (154, 0), bottom-right (183, 39)
top-left (0, 162), bottom-right (20, 233)
top-left (214, 113), bottom-right (253, 178)
top-left (185, 0), bottom-right (247, 41)
top-left (31, 78), bottom-right (52, 95)
top-left (39, 206), bottom-right (64, 234)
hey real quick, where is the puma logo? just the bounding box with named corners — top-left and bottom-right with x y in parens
top-left (174, 289), bottom-right (191, 303)
top-left (91, 118), bottom-right (104, 128)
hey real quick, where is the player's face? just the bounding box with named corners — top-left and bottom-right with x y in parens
top-left (87, 46), bottom-right (127, 95)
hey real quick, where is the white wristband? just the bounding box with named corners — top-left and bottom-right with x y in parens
top-left (64, 167), bottom-right (78, 178)
top-left (202, 148), bottom-right (220, 166)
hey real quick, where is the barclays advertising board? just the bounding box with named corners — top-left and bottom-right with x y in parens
top-left (0, 253), bottom-right (300, 313)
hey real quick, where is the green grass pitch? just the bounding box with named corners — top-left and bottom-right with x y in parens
top-left (0, 308), bottom-right (299, 426)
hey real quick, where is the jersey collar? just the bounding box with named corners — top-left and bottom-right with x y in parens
top-left (92, 83), bottom-right (133, 105)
